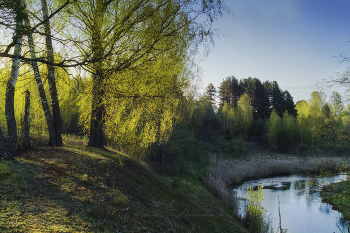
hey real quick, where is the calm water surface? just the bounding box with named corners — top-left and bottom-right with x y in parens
top-left (233, 174), bottom-right (349, 233)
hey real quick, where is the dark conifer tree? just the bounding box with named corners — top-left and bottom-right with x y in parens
top-left (263, 80), bottom-right (273, 105)
top-left (282, 90), bottom-right (297, 116)
top-left (239, 77), bottom-right (250, 93)
top-left (271, 81), bottom-right (285, 117)
top-left (231, 77), bottom-right (242, 108)
top-left (205, 83), bottom-right (217, 104)
top-left (218, 77), bottom-right (232, 106)
top-left (246, 78), bottom-right (271, 119)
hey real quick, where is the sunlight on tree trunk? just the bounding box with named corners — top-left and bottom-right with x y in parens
top-left (5, 0), bottom-right (24, 158)
top-left (41, 0), bottom-right (62, 146)
top-left (24, 13), bottom-right (57, 146)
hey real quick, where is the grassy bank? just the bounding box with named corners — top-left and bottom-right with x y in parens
top-left (0, 137), bottom-right (248, 232)
top-left (321, 180), bottom-right (350, 222)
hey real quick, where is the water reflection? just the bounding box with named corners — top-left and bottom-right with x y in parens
top-left (294, 180), bottom-right (305, 190)
top-left (233, 174), bottom-right (349, 233)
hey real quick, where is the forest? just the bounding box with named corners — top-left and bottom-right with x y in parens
top-left (212, 76), bottom-right (349, 153)
top-left (1, 0), bottom-right (348, 160)
top-left (0, 0), bottom-right (227, 160)
top-left (1, 0), bottom-right (350, 232)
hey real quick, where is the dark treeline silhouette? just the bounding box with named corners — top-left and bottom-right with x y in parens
top-left (215, 76), bottom-right (299, 150)
top-left (218, 76), bottom-right (297, 119)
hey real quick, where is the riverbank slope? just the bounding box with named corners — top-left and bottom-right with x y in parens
top-left (321, 180), bottom-right (350, 222)
top-left (0, 137), bottom-right (248, 232)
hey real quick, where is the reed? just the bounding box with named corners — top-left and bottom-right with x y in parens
top-left (208, 154), bottom-right (348, 187)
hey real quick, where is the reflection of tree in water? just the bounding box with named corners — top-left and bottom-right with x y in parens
top-left (319, 202), bottom-right (332, 215)
top-left (307, 178), bottom-right (320, 189)
top-left (263, 182), bottom-right (291, 191)
top-left (337, 217), bottom-right (350, 231)
top-left (294, 180), bottom-right (306, 190)
top-left (281, 182), bottom-right (291, 190)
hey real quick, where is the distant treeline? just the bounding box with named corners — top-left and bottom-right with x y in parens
top-left (216, 76), bottom-right (297, 119)
top-left (199, 76), bottom-right (349, 153)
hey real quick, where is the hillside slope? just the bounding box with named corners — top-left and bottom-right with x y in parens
top-left (0, 141), bottom-right (247, 232)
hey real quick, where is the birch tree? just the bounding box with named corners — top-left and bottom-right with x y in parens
top-left (236, 93), bottom-right (253, 138)
top-left (3, 0), bottom-right (25, 158)
top-left (41, 0), bottom-right (63, 146)
top-left (66, 0), bottom-right (226, 148)
top-left (24, 11), bottom-right (58, 146)
top-left (267, 109), bottom-right (282, 151)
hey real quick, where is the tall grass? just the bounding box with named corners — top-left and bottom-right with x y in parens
top-left (208, 154), bottom-right (348, 187)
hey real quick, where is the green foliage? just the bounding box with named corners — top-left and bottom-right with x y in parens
top-left (342, 115), bottom-right (350, 134)
top-left (237, 94), bottom-right (253, 139)
top-left (218, 101), bottom-right (234, 137)
top-left (192, 95), bottom-right (219, 141)
top-left (294, 91), bottom-right (349, 151)
top-left (56, 67), bottom-right (81, 134)
top-left (0, 62), bottom-right (81, 142)
top-left (245, 184), bottom-right (266, 233)
top-left (266, 109), bottom-right (301, 153)
top-left (217, 93), bottom-right (253, 139)
top-left (0, 162), bottom-right (10, 180)
top-left (329, 91), bottom-right (344, 116)
top-left (236, 135), bottom-right (245, 155)
top-left (205, 83), bottom-right (217, 103)
top-left (246, 78), bottom-right (271, 120)
top-left (218, 76), bottom-right (243, 107)
top-left (109, 190), bottom-right (128, 207)
top-left (267, 109), bottom-right (282, 151)
top-left (322, 180), bottom-right (350, 222)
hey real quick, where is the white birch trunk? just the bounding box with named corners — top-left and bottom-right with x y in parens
top-left (41, 0), bottom-right (62, 146)
top-left (4, 5), bottom-right (24, 158)
top-left (24, 15), bottom-right (57, 146)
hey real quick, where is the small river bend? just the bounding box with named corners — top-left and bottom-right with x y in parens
top-left (233, 174), bottom-right (349, 233)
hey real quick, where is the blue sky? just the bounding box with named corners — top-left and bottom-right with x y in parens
top-left (199, 0), bottom-right (350, 102)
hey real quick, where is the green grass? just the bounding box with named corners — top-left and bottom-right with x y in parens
top-left (0, 137), bottom-right (248, 232)
top-left (321, 180), bottom-right (350, 222)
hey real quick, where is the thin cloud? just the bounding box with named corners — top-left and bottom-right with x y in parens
top-left (230, 0), bottom-right (301, 21)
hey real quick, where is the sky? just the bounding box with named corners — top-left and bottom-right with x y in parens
top-left (198, 0), bottom-right (350, 103)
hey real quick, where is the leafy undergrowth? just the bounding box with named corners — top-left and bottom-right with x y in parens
top-left (321, 180), bottom-right (350, 222)
top-left (0, 140), bottom-right (247, 232)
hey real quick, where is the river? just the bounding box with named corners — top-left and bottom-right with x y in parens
top-left (233, 174), bottom-right (349, 233)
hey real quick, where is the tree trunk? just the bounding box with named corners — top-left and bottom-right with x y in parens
top-left (88, 6), bottom-right (106, 148)
top-left (25, 16), bottom-right (57, 146)
top-left (0, 126), bottom-right (12, 160)
top-left (41, 0), bottom-right (62, 146)
top-left (23, 90), bottom-right (31, 149)
top-left (5, 82), bottom-right (17, 157)
top-left (88, 84), bottom-right (105, 148)
top-left (5, 17), bottom-right (23, 157)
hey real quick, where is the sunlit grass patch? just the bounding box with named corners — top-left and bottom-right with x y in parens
top-left (62, 134), bottom-right (89, 145)
top-left (109, 189), bottom-right (128, 207)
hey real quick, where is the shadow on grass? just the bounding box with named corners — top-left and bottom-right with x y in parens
top-left (1, 142), bottom-right (250, 233)
top-left (0, 146), bottom-right (177, 232)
